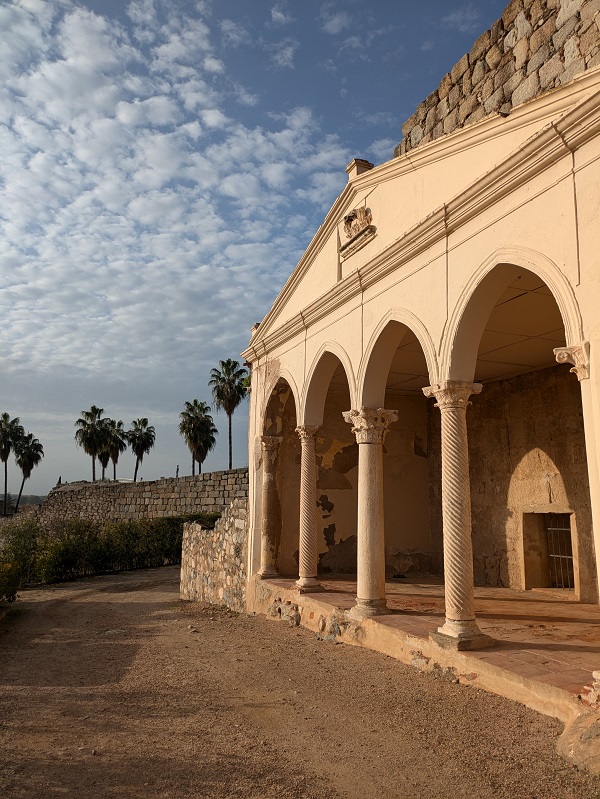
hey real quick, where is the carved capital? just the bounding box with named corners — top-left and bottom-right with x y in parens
top-left (295, 425), bottom-right (319, 444)
top-left (554, 343), bottom-right (590, 381)
top-left (260, 435), bottom-right (282, 452)
top-left (342, 407), bottom-right (398, 444)
top-left (423, 381), bottom-right (482, 411)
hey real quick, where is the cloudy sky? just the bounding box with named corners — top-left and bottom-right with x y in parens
top-left (1, 0), bottom-right (507, 494)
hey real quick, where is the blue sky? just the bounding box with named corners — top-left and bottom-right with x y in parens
top-left (1, 0), bottom-right (507, 494)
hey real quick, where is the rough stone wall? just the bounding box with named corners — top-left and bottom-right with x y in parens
top-left (395, 0), bottom-right (600, 157)
top-left (180, 497), bottom-right (248, 612)
top-left (2, 469), bottom-right (248, 530)
top-left (428, 365), bottom-right (596, 600)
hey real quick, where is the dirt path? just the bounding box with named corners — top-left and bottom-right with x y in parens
top-left (0, 567), bottom-right (598, 799)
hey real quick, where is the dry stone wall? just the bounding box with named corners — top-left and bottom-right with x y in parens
top-left (5, 469), bottom-right (248, 530)
top-left (395, 0), bottom-right (600, 157)
top-left (180, 497), bottom-right (248, 612)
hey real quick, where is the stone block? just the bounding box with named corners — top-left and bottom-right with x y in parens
top-left (471, 58), bottom-right (488, 86)
top-left (539, 51), bottom-right (564, 86)
top-left (511, 70), bottom-right (540, 105)
top-left (494, 58), bottom-right (516, 89)
top-left (530, 16), bottom-right (557, 52)
top-left (448, 83), bottom-right (461, 110)
top-left (486, 43), bottom-right (503, 69)
top-left (527, 0), bottom-right (545, 25)
top-left (437, 95), bottom-right (450, 119)
top-left (514, 35), bottom-right (530, 68)
top-left (451, 52), bottom-right (470, 83)
top-left (491, 18), bottom-right (505, 43)
top-left (556, 0), bottom-right (583, 28)
top-left (416, 101), bottom-right (427, 123)
top-left (579, 22), bottom-right (599, 54)
top-left (564, 34), bottom-right (582, 65)
top-left (425, 89), bottom-right (439, 109)
top-left (527, 42), bottom-right (550, 73)
top-left (558, 56), bottom-right (586, 82)
top-left (502, 0), bottom-right (523, 28)
top-left (581, 0), bottom-right (600, 21)
top-left (515, 10), bottom-right (533, 40)
top-left (480, 75), bottom-right (495, 101)
top-left (484, 86), bottom-right (505, 113)
top-left (587, 48), bottom-right (600, 65)
top-left (464, 105), bottom-right (486, 126)
top-left (553, 14), bottom-right (580, 48)
top-left (503, 67), bottom-right (526, 97)
top-left (470, 29), bottom-right (491, 62)
top-left (504, 27), bottom-right (518, 51)
top-left (458, 93), bottom-right (479, 124)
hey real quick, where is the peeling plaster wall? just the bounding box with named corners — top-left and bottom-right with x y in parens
top-left (428, 365), bottom-right (596, 600)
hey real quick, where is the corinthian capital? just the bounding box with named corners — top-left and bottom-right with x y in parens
top-left (554, 343), bottom-right (590, 381)
top-left (423, 381), bottom-right (482, 410)
top-left (295, 425), bottom-right (319, 444)
top-left (261, 435), bottom-right (282, 452)
top-left (342, 407), bottom-right (398, 444)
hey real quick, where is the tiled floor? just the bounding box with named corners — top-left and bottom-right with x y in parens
top-left (271, 575), bottom-right (600, 698)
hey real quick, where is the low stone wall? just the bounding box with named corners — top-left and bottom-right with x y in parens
top-left (180, 497), bottom-right (248, 612)
top-left (0, 469), bottom-right (248, 531)
top-left (395, 0), bottom-right (600, 156)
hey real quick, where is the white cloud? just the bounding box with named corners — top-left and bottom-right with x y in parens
top-left (320, 4), bottom-right (352, 35)
top-left (271, 3), bottom-right (294, 26)
top-left (441, 4), bottom-right (482, 35)
top-left (267, 37), bottom-right (299, 69)
top-left (220, 18), bottom-right (251, 48)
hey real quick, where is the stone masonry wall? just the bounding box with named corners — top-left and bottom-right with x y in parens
top-left (2, 469), bottom-right (248, 531)
top-left (180, 497), bottom-right (248, 612)
top-left (395, 0), bottom-right (600, 157)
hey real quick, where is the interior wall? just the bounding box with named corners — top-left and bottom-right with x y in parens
top-left (428, 365), bottom-right (596, 599)
top-left (278, 391), bottom-right (301, 577)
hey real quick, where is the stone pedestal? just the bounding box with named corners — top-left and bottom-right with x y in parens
top-left (343, 408), bottom-right (398, 619)
top-left (258, 436), bottom-right (282, 579)
top-left (295, 425), bottom-right (323, 592)
top-left (423, 382), bottom-right (494, 650)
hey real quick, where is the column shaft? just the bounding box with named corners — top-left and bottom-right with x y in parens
top-left (343, 408), bottom-right (398, 618)
top-left (295, 426), bottom-right (322, 591)
top-left (258, 436), bottom-right (282, 578)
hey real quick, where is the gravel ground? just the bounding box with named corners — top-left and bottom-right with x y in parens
top-left (0, 566), bottom-right (598, 799)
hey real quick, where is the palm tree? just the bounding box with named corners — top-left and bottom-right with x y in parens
top-left (74, 406), bottom-right (105, 481)
top-left (209, 359), bottom-right (248, 470)
top-left (0, 413), bottom-right (24, 515)
top-left (106, 419), bottom-right (127, 481)
top-left (179, 400), bottom-right (218, 475)
top-left (126, 418), bottom-right (156, 482)
top-left (14, 433), bottom-right (44, 512)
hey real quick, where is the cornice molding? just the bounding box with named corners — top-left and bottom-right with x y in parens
top-left (242, 71), bottom-right (600, 364)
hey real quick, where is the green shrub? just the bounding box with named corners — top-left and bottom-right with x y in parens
top-left (0, 511), bottom-right (220, 588)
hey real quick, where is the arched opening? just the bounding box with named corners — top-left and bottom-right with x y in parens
top-left (262, 377), bottom-right (299, 577)
top-left (304, 352), bottom-right (358, 575)
top-left (361, 320), bottom-right (434, 577)
top-left (444, 264), bottom-right (595, 600)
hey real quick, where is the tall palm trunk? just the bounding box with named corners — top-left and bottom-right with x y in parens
top-left (15, 476), bottom-right (26, 513)
top-left (92, 456), bottom-right (96, 482)
top-left (4, 460), bottom-right (8, 515)
top-left (198, 458), bottom-right (202, 474)
top-left (228, 413), bottom-right (232, 470)
top-left (133, 458), bottom-right (140, 482)
top-left (191, 454), bottom-right (195, 477)
top-left (113, 462), bottom-right (117, 481)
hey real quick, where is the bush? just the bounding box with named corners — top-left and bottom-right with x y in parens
top-left (0, 512), bottom-right (220, 589)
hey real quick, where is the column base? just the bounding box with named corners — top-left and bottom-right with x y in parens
top-left (348, 597), bottom-right (391, 619)
top-left (294, 577), bottom-right (325, 593)
top-left (430, 619), bottom-right (495, 651)
top-left (258, 569), bottom-right (279, 580)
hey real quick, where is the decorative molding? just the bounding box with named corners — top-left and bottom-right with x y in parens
top-left (260, 435), bottom-right (282, 452)
top-left (339, 209), bottom-right (377, 259)
top-left (554, 342), bottom-right (590, 381)
top-left (342, 407), bottom-right (398, 444)
top-left (423, 382), bottom-right (482, 410)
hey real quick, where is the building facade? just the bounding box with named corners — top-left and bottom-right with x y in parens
top-left (241, 0), bottom-right (600, 649)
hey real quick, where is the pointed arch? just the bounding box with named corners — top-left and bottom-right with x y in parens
top-left (301, 341), bottom-right (356, 426)
top-left (442, 247), bottom-right (584, 382)
top-left (358, 308), bottom-right (439, 408)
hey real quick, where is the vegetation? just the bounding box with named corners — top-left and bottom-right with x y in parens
top-left (14, 434), bottom-right (44, 512)
top-left (0, 413), bottom-right (25, 515)
top-left (74, 405), bottom-right (105, 481)
top-left (179, 400), bottom-right (218, 475)
top-left (209, 359), bottom-right (248, 469)
top-left (126, 418), bottom-right (156, 482)
top-left (106, 419), bottom-right (127, 481)
top-left (0, 512), bottom-right (219, 601)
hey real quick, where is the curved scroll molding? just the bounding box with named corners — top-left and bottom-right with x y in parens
top-left (442, 246), bottom-right (584, 382)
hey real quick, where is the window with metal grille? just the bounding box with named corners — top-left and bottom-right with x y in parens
top-left (544, 513), bottom-right (574, 589)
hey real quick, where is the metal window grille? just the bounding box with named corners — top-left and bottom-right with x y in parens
top-left (544, 513), bottom-right (574, 589)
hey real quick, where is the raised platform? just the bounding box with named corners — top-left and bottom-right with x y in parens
top-left (247, 573), bottom-right (600, 774)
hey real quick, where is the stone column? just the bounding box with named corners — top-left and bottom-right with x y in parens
top-left (258, 435), bottom-right (282, 579)
top-left (343, 408), bottom-right (398, 618)
top-left (295, 425), bottom-right (323, 592)
top-left (423, 382), bottom-right (493, 650)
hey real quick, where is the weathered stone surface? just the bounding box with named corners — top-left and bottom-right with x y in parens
top-left (581, 0), bottom-right (600, 21)
top-left (503, 0), bottom-right (524, 28)
top-left (553, 13), bottom-right (581, 48)
top-left (539, 51), bottom-right (564, 85)
top-left (471, 58), bottom-right (488, 86)
top-left (470, 29), bottom-right (491, 62)
top-left (451, 53), bottom-right (470, 83)
top-left (486, 43), bottom-right (504, 69)
top-left (514, 35), bottom-right (530, 68)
